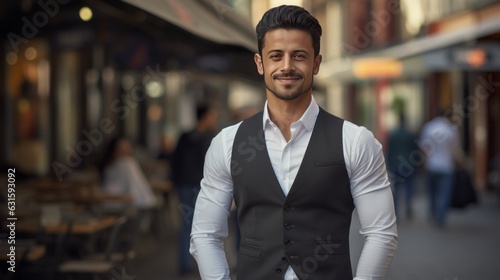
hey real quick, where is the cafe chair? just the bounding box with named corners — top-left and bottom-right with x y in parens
top-left (12, 217), bottom-right (75, 280)
top-left (1, 239), bottom-right (37, 280)
top-left (58, 216), bottom-right (129, 280)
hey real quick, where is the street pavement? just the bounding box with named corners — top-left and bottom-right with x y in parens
top-left (352, 190), bottom-right (500, 280)
top-left (125, 186), bottom-right (500, 280)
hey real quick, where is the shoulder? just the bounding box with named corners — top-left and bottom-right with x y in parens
top-left (316, 111), bottom-right (376, 147)
top-left (209, 122), bottom-right (242, 154)
top-left (342, 119), bottom-right (375, 144)
top-left (203, 122), bottom-right (242, 177)
top-left (342, 120), bottom-right (383, 168)
top-left (104, 157), bottom-right (137, 177)
top-left (117, 157), bottom-right (141, 170)
top-left (213, 111), bottom-right (263, 148)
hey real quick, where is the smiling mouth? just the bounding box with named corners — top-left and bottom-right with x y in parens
top-left (274, 75), bottom-right (301, 83)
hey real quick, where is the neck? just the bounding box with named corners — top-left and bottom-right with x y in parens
top-left (267, 93), bottom-right (311, 141)
top-left (196, 123), bottom-right (207, 132)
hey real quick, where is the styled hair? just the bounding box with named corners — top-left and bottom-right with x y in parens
top-left (256, 5), bottom-right (322, 57)
top-left (196, 105), bottom-right (210, 121)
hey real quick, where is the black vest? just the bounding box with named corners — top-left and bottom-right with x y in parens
top-left (231, 108), bottom-right (355, 280)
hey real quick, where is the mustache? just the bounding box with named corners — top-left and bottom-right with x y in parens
top-left (273, 73), bottom-right (303, 79)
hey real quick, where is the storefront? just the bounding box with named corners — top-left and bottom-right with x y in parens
top-left (317, 2), bottom-right (500, 190)
top-left (1, 0), bottom-right (260, 179)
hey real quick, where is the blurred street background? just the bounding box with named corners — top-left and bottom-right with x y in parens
top-left (1, 0), bottom-right (500, 279)
top-left (129, 181), bottom-right (500, 280)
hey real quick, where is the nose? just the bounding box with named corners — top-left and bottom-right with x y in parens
top-left (281, 56), bottom-right (294, 72)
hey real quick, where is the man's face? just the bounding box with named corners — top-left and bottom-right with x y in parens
top-left (254, 29), bottom-right (322, 101)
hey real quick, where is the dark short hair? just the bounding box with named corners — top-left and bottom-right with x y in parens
top-left (196, 105), bottom-right (210, 121)
top-left (256, 5), bottom-right (322, 57)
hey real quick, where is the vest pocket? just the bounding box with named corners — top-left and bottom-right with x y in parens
top-left (315, 160), bottom-right (344, 167)
top-left (239, 245), bottom-right (262, 258)
top-left (239, 237), bottom-right (263, 258)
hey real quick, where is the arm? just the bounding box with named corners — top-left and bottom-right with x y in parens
top-left (190, 130), bottom-right (234, 280)
top-left (348, 128), bottom-right (398, 280)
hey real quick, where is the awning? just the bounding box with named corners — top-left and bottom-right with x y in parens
top-left (122, 0), bottom-right (258, 53)
top-left (317, 16), bottom-right (500, 83)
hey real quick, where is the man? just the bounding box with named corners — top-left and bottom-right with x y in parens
top-left (419, 109), bottom-right (461, 228)
top-left (386, 112), bottom-right (419, 220)
top-left (172, 105), bottom-right (218, 275)
top-left (190, 5), bottom-right (397, 280)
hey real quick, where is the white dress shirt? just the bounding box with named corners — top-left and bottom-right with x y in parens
top-left (419, 116), bottom-right (459, 174)
top-left (190, 97), bottom-right (398, 280)
top-left (102, 157), bottom-right (157, 209)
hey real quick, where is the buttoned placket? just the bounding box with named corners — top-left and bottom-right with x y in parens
top-left (269, 120), bottom-right (302, 195)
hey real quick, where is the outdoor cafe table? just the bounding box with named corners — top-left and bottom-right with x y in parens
top-left (15, 215), bottom-right (117, 235)
top-left (0, 240), bottom-right (46, 262)
top-left (15, 215), bottom-right (118, 259)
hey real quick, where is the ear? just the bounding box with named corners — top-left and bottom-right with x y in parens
top-left (313, 54), bottom-right (322, 75)
top-left (254, 53), bottom-right (264, 75)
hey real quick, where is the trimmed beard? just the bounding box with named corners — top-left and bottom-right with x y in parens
top-left (266, 77), bottom-right (314, 101)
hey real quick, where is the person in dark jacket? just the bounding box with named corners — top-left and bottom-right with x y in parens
top-left (171, 105), bottom-right (218, 275)
top-left (386, 112), bottom-right (419, 219)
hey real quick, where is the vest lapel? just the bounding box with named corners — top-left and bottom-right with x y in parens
top-left (259, 139), bottom-right (287, 201)
top-left (285, 108), bottom-right (323, 201)
top-left (234, 111), bottom-right (286, 201)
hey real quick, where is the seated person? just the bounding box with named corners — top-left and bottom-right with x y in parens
top-left (100, 136), bottom-right (157, 214)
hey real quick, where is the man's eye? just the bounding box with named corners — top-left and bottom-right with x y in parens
top-left (270, 54), bottom-right (281, 59)
top-left (293, 54), bottom-right (306, 59)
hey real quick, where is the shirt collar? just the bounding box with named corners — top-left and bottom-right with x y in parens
top-left (262, 96), bottom-right (319, 132)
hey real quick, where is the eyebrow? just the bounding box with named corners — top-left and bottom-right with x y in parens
top-left (266, 49), bottom-right (310, 55)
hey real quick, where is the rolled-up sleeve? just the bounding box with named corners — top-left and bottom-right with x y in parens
top-left (190, 126), bottom-right (237, 280)
top-left (344, 125), bottom-right (398, 280)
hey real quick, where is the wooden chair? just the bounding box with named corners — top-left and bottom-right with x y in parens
top-left (58, 216), bottom-right (130, 280)
top-left (13, 218), bottom-right (74, 279)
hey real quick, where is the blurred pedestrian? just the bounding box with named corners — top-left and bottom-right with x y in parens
top-left (419, 109), bottom-right (462, 228)
top-left (100, 136), bottom-right (157, 245)
top-left (386, 112), bottom-right (419, 220)
top-left (190, 5), bottom-right (397, 280)
top-left (101, 136), bottom-right (157, 212)
top-left (157, 134), bottom-right (174, 162)
top-left (171, 105), bottom-right (218, 275)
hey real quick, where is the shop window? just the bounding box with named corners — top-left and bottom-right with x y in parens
top-left (4, 40), bottom-right (50, 176)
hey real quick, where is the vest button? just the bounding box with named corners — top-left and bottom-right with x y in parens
top-left (284, 239), bottom-right (293, 246)
top-left (276, 268), bottom-right (282, 273)
top-left (284, 204), bottom-right (292, 211)
top-left (282, 256), bottom-right (287, 261)
top-left (285, 223), bottom-right (292, 230)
